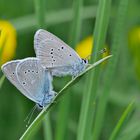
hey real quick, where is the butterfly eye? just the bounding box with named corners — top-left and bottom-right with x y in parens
top-left (82, 59), bottom-right (88, 64)
top-left (36, 104), bottom-right (43, 110)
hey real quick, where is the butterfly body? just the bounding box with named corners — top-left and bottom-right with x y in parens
top-left (48, 59), bottom-right (87, 77)
top-left (34, 29), bottom-right (88, 77)
top-left (1, 58), bottom-right (55, 108)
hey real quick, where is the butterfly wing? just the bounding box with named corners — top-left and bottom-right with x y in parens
top-left (1, 60), bottom-right (40, 104)
top-left (16, 58), bottom-right (49, 105)
top-left (34, 29), bottom-right (82, 68)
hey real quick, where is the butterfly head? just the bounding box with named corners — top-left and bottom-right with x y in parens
top-left (82, 59), bottom-right (88, 65)
top-left (36, 104), bottom-right (43, 110)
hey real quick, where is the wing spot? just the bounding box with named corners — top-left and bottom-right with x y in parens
top-left (28, 70), bottom-right (30, 72)
top-left (52, 56), bottom-right (53, 58)
top-left (61, 47), bottom-right (64, 49)
top-left (25, 71), bottom-right (27, 74)
top-left (32, 70), bottom-right (34, 73)
top-left (23, 82), bottom-right (26, 85)
top-left (69, 54), bottom-right (72, 56)
top-left (51, 48), bottom-right (53, 51)
top-left (51, 52), bottom-right (53, 54)
top-left (53, 59), bottom-right (55, 62)
top-left (58, 49), bottom-right (60, 51)
top-left (12, 72), bottom-right (15, 75)
top-left (36, 71), bottom-right (38, 73)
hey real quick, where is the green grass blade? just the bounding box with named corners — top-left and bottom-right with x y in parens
top-left (43, 113), bottom-right (53, 140)
top-left (34, 0), bottom-right (51, 139)
top-left (92, 0), bottom-right (130, 139)
top-left (118, 121), bottom-right (140, 140)
top-left (34, 0), bottom-right (46, 28)
top-left (55, 0), bottom-right (84, 140)
top-left (55, 97), bottom-right (71, 140)
top-left (0, 75), bottom-right (5, 89)
top-left (77, 0), bottom-right (111, 140)
top-left (109, 100), bottom-right (135, 140)
top-left (69, 0), bottom-right (84, 46)
top-left (19, 55), bottom-right (112, 140)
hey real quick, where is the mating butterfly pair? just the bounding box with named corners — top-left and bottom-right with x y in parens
top-left (1, 29), bottom-right (88, 108)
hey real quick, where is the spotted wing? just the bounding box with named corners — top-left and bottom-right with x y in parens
top-left (34, 29), bottom-right (81, 68)
top-left (16, 57), bottom-right (51, 104)
top-left (1, 60), bottom-right (40, 103)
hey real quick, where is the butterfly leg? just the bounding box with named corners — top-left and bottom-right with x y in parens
top-left (87, 64), bottom-right (92, 67)
top-left (72, 75), bottom-right (78, 80)
top-left (54, 91), bottom-right (57, 96)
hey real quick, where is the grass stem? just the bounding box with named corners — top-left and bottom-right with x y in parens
top-left (77, 0), bottom-right (111, 140)
top-left (92, 0), bottom-right (130, 139)
top-left (34, 0), bottom-right (52, 140)
top-left (34, 0), bottom-right (46, 28)
top-left (55, 0), bottom-right (84, 140)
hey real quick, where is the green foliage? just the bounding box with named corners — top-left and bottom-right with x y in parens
top-left (109, 100), bottom-right (135, 140)
top-left (77, 0), bottom-right (111, 140)
top-left (0, 0), bottom-right (140, 140)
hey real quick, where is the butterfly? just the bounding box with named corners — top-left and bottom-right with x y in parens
top-left (34, 29), bottom-right (89, 77)
top-left (1, 57), bottom-right (55, 108)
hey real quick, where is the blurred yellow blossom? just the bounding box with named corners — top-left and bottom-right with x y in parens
top-left (76, 36), bottom-right (93, 59)
top-left (128, 26), bottom-right (140, 56)
top-left (76, 36), bottom-right (109, 60)
top-left (0, 20), bottom-right (17, 65)
top-left (128, 26), bottom-right (140, 80)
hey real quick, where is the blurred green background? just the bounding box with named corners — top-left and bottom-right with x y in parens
top-left (0, 0), bottom-right (140, 140)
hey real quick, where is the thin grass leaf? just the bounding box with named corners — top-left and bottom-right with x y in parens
top-left (77, 0), bottom-right (111, 140)
top-left (69, 0), bottom-right (84, 46)
top-left (34, 0), bottom-right (51, 139)
top-left (43, 113), bottom-right (53, 140)
top-left (55, 97), bottom-right (71, 140)
top-left (118, 121), bottom-right (140, 140)
top-left (92, 0), bottom-right (130, 139)
top-left (19, 55), bottom-right (112, 140)
top-left (55, 0), bottom-right (84, 139)
top-left (109, 100), bottom-right (135, 140)
top-left (34, 0), bottom-right (46, 28)
top-left (0, 75), bottom-right (5, 89)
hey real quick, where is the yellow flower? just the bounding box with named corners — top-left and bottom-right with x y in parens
top-left (76, 36), bottom-right (109, 59)
top-left (128, 26), bottom-right (140, 80)
top-left (128, 26), bottom-right (140, 57)
top-left (0, 20), bottom-right (17, 65)
top-left (76, 36), bottom-right (93, 59)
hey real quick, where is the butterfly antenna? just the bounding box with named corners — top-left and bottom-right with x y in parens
top-left (85, 54), bottom-right (91, 60)
top-left (99, 48), bottom-right (107, 54)
top-left (24, 105), bottom-right (37, 127)
top-left (84, 48), bottom-right (107, 59)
